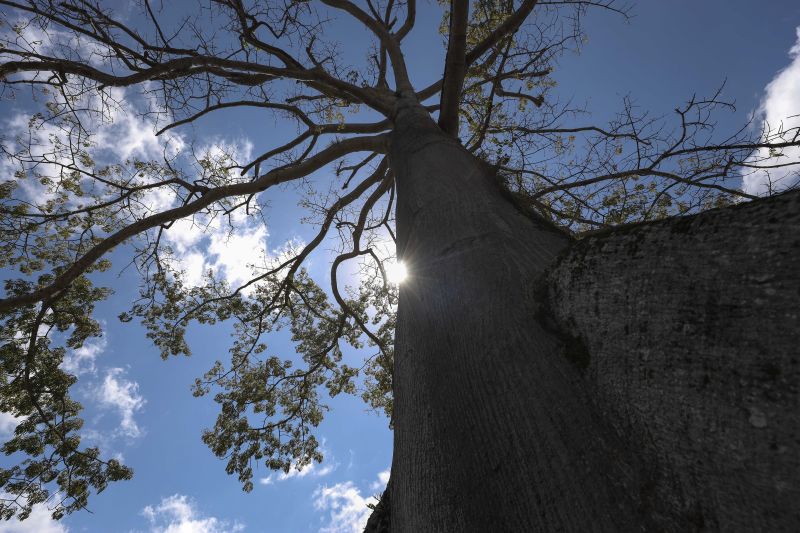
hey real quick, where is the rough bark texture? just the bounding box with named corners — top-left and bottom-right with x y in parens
top-left (387, 101), bottom-right (669, 532)
top-left (546, 190), bottom-right (800, 532)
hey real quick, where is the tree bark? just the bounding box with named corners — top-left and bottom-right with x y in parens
top-left (545, 190), bottom-right (800, 532)
top-left (377, 100), bottom-right (799, 532)
top-left (388, 101), bottom-right (656, 532)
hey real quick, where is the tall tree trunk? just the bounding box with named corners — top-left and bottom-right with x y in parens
top-left (374, 100), bottom-right (799, 532)
top-left (387, 101), bottom-right (659, 531)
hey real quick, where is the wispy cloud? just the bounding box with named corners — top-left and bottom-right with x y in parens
top-left (313, 470), bottom-right (389, 533)
top-left (259, 460), bottom-right (337, 486)
top-left (60, 334), bottom-right (107, 376)
top-left (94, 368), bottom-right (146, 440)
top-left (743, 26), bottom-right (800, 194)
top-left (141, 494), bottom-right (244, 533)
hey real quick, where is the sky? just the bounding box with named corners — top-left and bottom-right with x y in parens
top-left (0, 1), bottom-right (799, 532)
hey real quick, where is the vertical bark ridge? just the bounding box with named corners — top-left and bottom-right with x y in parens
top-left (546, 190), bottom-right (800, 532)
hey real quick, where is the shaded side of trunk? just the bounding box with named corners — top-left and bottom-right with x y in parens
top-left (545, 190), bottom-right (800, 532)
top-left (386, 101), bottom-right (674, 532)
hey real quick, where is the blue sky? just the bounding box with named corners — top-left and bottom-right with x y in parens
top-left (1, 1), bottom-right (799, 532)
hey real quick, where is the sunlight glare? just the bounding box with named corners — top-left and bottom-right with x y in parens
top-left (386, 261), bottom-right (408, 285)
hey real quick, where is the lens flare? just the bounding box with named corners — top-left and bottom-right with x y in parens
top-left (386, 261), bottom-right (408, 284)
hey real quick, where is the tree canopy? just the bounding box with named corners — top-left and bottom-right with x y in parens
top-left (0, 0), bottom-right (797, 521)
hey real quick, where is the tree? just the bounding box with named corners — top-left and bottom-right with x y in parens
top-left (0, 0), bottom-right (797, 530)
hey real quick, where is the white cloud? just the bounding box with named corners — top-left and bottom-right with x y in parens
top-left (165, 218), bottom-right (206, 255)
top-left (161, 210), bottom-right (270, 291)
top-left (143, 137), bottom-right (281, 292)
top-left (3, 17), bottom-right (108, 70)
top-left (60, 334), bottom-right (107, 376)
top-left (141, 494), bottom-right (244, 533)
top-left (177, 250), bottom-right (208, 288)
top-left (313, 482), bottom-right (372, 533)
top-left (162, 216), bottom-right (307, 294)
top-left (313, 470), bottom-right (388, 533)
top-left (199, 138), bottom-right (254, 171)
top-left (743, 26), bottom-right (800, 194)
top-left (95, 368), bottom-right (146, 440)
top-left (369, 470), bottom-right (390, 492)
top-left (94, 88), bottom-right (185, 162)
top-left (0, 499), bottom-right (68, 533)
top-left (206, 221), bottom-right (269, 288)
top-left (259, 460), bottom-right (336, 485)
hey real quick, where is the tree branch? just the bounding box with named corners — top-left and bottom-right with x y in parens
top-left (0, 134), bottom-right (389, 312)
top-left (438, 0), bottom-right (469, 136)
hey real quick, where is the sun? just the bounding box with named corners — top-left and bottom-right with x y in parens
top-left (386, 261), bottom-right (408, 285)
